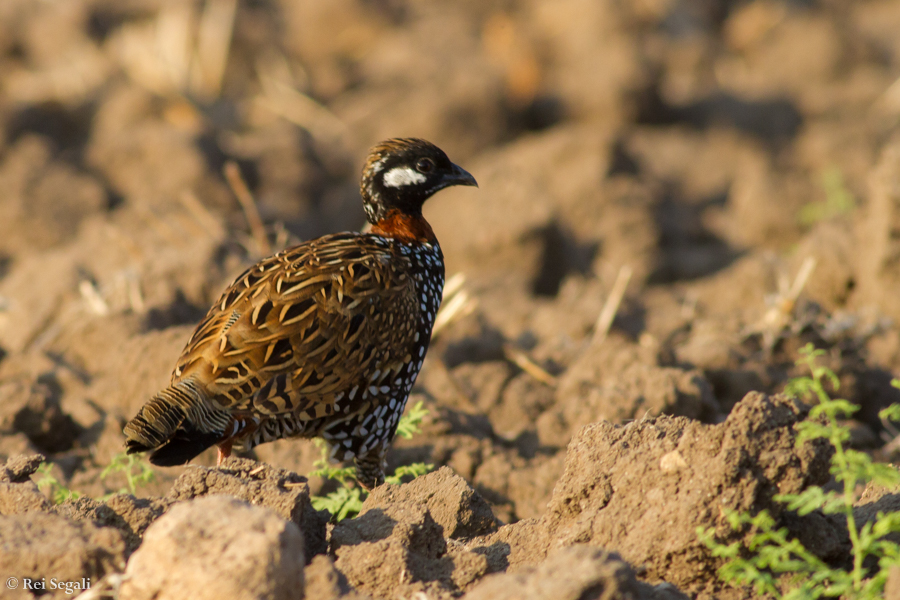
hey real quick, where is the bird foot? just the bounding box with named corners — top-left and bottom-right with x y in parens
top-left (216, 441), bottom-right (233, 466)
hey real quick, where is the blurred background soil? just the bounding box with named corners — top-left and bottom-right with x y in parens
top-left (1, 0), bottom-right (900, 597)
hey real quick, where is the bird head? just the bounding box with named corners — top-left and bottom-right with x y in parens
top-left (360, 138), bottom-right (477, 226)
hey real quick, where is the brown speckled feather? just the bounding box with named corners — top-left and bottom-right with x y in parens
top-left (175, 233), bottom-right (418, 421)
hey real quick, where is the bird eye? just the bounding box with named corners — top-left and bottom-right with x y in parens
top-left (415, 158), bottom-right (435, 174)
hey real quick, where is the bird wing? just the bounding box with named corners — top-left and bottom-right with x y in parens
top-left (172, 232), bottom-right (419, 421)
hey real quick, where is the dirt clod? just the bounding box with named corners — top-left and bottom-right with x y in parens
top-left (303, 555), bottom-right (372, 600)
top-left (331, 470), bottom-right (493, 598)
top-left (0, 512), bottom-right (126, 589)
top-left (361, 467), bottom-right (498, 540)
top-left (0, 454), bottom-right (51, 515)
top-left (51, 494), bottom-right (173, 555)
top-left (120, 495), bottom-right (305, 600)
top-left (547, 392), bottom-right (830, 590)
top-left (554, 338), bottom-right (718, 432)
top-left (167, 456), bottom-right (328, 561)
top-left (464, 545), bottom-right (650, 600)
top-left (470, 392), bottom-right (832, 594)
top-left (0, 453), bottom-right (44, 483)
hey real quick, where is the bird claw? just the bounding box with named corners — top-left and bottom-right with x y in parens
top-left (216, 442), bottom-right (233, 467)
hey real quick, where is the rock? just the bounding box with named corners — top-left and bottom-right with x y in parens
top-left (166, 457), bottom-right (327, 560)
top-left (303, 555), bottom-right (373, 600)
top-left (463, 545), bottom-right (648, 600)
top-left (0, 479), bottom-right (49, 515)
top-left (331, 502), bottom-right (449, 597)
top-left (332, 471), bottom-right (491, 598)
top-left (0, 512), bottom-right (126, 587)
top-left (52, 494), bottom-right (172, 555)
top-left (103, 495), bottom-right (173, 553)
top-left (361, 467), bottom-right (497, 540)
top-left (0, 453), bottom-right (44, 482)
top-left (120, 496), bottom-right (305, 600)
top-left (0, 454), bottom-right (49, 515)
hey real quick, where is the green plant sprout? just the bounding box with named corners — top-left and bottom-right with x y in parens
top-left (799, 167), bottom-right (855, 226)
top-left (100, 451), bottom-right (157, 497)
top-left (395, 399), bottom-right (430, 439)
top-left (698, 344), bottom-right (900, 599)
top-left (34, 463), bottom-right (81, 504)
top-left (311, 400), bottom-right (434, 521)
top-left (34, 452), bottom-right (156, 505)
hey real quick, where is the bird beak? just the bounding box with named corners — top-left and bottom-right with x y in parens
top-left (445, 163), bottom-right (478, 188)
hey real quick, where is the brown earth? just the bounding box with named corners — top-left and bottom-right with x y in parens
top-left (1, 0), bottom-right (900, 598)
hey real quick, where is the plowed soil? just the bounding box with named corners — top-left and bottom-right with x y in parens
top-left (2, 1), bottom-right (900, 598)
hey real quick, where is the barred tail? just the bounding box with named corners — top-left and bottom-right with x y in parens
top-left (123, 379), bottom-right (230, 466)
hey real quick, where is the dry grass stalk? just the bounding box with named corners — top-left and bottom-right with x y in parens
top-left (191, 0), bottom-right (237, 99)
top-left (592, 265), bottom-right (633, 345)
top-left (762, 256), bottom-right (817, 328)
top-left (79, 280), bottom-right (109, 316)
top-left (180, 191), bottom-right (225, 240)
top-left (503, 344), bottom-right (558, 387)
top-left (126, 275), bottom-right (146, 314)
top-left (254, 56), bottom-right (349, 146)
top-left (133, 202), bottom-right (181, 245)
top-left (742, 256), bottom-right (818, 350)
top-left (108, 0), bottom-right (235, 100)
top-left (432, 273), bottom-right (477, 338)
top-left (224, 161), bottom-right (271, 256)
top-left (442, 272), bottom-right (467, 300)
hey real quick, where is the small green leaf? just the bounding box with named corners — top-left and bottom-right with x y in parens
top-left (396, 400), bottom-right (429, 439)
top-left (312, 486), bottom-right (364, 522)
top-left (785, 377), bottom-right (816, 400)
top-left (867, 462), bottom-right (900, 488)
top-left (311, 404), bottom-right (433, 521)
top-left (795, 421), bottom-right (832, 443)
top-left (386, 462), bottom-right (433, 485)
top-left (101, 452), bottom-right (156, 496)
top-left (35, 463), bottom-right (81, 505)
top-left (776, 487), bottom-right (828, 515)
top-left (872, 512), bottom-right (900, 538)
top-left (879, 402), bottom-right (900, 423)
top-left (808, 399), bottom-right (857, 420)
top-left (698, 347), bottom-right (900, 600)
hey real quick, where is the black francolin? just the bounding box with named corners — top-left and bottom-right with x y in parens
top-left (123, 138), bottom-right (477, 489)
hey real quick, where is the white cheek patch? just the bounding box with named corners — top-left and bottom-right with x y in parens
top-left (383, 167), bottom-right (427, 188)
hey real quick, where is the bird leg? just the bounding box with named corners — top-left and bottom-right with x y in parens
top-left (355, 447), bottom-right (387, 490)
top-left (216, 440), bottom-right (233, 466)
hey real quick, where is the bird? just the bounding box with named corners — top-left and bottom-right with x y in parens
top-left (123, 138), bottom-right (477, 489)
